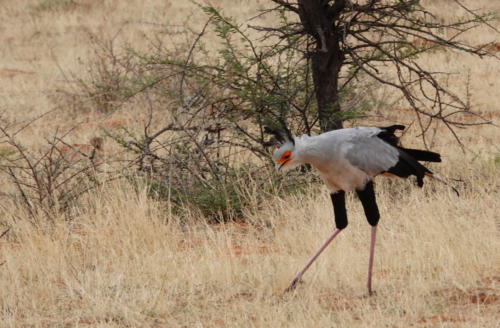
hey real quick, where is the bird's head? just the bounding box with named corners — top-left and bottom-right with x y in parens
top-left (272, 139), bottom-right (298, 171)
top-left (264, 124), bottom-right (300, 171)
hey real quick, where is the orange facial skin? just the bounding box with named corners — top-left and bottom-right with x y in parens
top-left (276, 150), bottom-right (292, 169)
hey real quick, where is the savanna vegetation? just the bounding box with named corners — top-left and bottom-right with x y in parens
top-left (0, 0), bottom-right (498, 326)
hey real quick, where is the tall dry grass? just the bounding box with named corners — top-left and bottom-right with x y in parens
top-left (0, 0), bottom-right (499, 327)
top-left (0, 139), bottom-right (498, 326)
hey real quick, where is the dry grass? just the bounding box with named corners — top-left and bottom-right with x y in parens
top-left (0, 145), bottom-right (498, 327)
top-left (0, 0), bottom-right (499, 327)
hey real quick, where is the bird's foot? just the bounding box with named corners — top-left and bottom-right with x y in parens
top-left (284, 277), bottom-right (304, 293)
top-left (362, 289), bottom-right (377, 298)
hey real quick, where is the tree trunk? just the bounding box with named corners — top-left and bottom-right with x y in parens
top-left (312, 43), bottom-right (343, 131)
top-left (298, 0), bottom-right (345, 132)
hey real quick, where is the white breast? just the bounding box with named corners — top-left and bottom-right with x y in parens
top-left (312, 154), bottom-right (371, 192)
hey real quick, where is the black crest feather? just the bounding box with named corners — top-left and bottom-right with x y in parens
top-left (264, 124), bottom-right (294, 146)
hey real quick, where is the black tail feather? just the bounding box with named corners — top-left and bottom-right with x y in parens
top-left (386, 150), bottom-right (432, 187)
top-left (378, 124), bottom-right (448, 189)
top-left (398, 147), bottom-right (441, 162)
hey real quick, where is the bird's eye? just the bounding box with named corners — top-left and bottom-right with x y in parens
top-left (282, 151), bottom-right (292, 160)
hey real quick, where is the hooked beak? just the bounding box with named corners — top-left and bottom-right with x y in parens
top-left (275, 159), bottom-right (290, 171)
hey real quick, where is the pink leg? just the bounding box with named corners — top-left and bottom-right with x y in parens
top-left (285, 228), bottom-right (343, 292)
top-left (366, 225), bottom-right (377, 295)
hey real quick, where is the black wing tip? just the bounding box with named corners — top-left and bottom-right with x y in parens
top-left (381, 124), bottom-right (406, 133)
top-left (377, 125), bottom-right (405, 147)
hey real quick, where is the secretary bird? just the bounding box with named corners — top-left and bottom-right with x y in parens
top-left (268, 124), bottom-right (457, 295)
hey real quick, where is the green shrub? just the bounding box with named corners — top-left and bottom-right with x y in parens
top-left (61, 5), bottom-right (370, 221)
